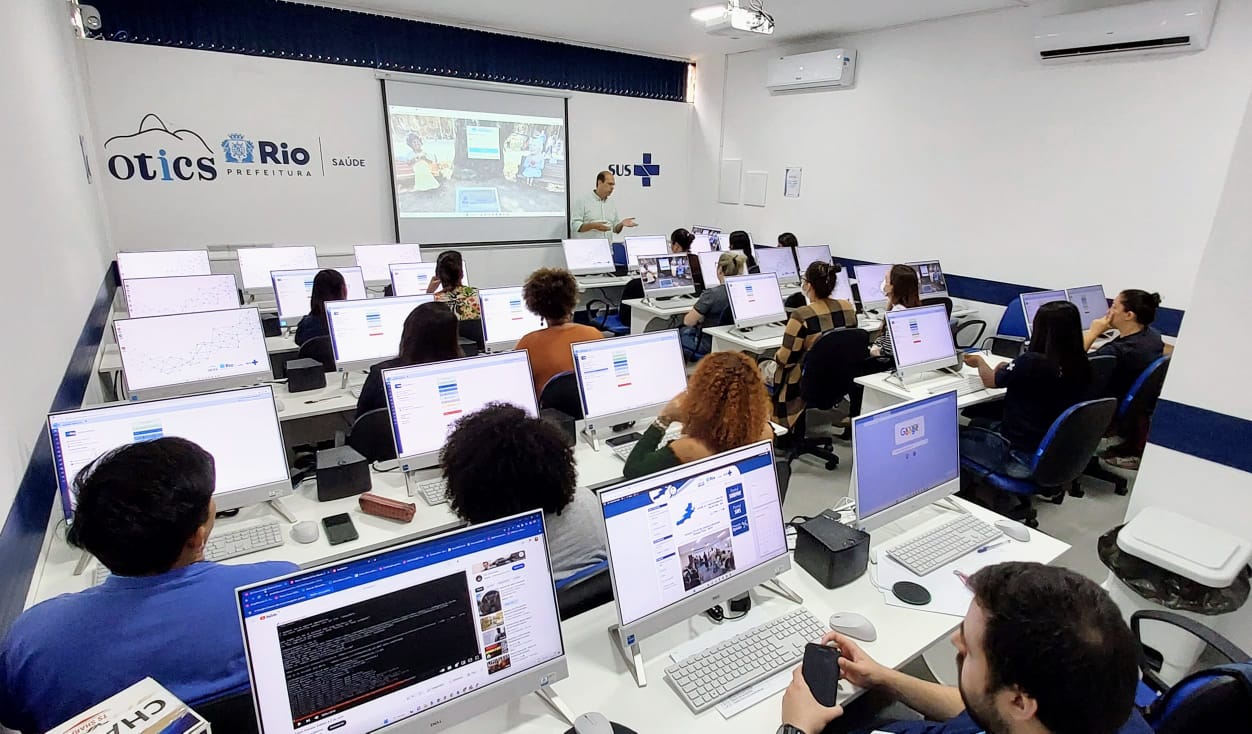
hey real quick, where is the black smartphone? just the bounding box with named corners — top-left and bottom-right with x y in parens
top-left (605, 432), bottom-right (643, 447)
top-left (322, 513), bottom-right (359, 545)
top-left (802, 642), bottom-right (842, 708)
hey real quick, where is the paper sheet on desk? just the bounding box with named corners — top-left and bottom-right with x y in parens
top-left (874, 542), bottom-right (1020, 616)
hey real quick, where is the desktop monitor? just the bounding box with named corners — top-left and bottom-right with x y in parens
top-left (354, 243), bottom-right (423, 284)
top-left (691, 225), bottom-right (722, 250)
top-left (479, 286), bottom-right (545, 350)
top-left (690, 234), bottom-right (713, 253)
top-left (562, 238), bottom-right (616, 276)
top-left (271, 267), bottom-right (368, 325)
top-left (116, 250), bottom-right (212, 283)
top-left (884, 304), bottom-right (960, 378)
top-left (851, 263), bottom-right (893, 310)
top-left (755, 246), bottom-right (800, 286)
top-left (695, 251), bottom-right (725, 283)
top-left (1020, 290), bottom-right (1068, 336)
top-left (236, 246), bottom-right (319, 291)
top-left (794, 245), bottom-right (831, 272)
top-left (624, 235), bottom-right (668, 270)
top-left (123, 274), bottom-right (240, 318)
top-left (389, 262), bottom-right (471, 297)
top-left (907, 260), bottom-right (949, 299)
top-left (599, 441), bottom-right (790, 644)
top-left (638, 254), bottom-right (696, 300)
top-left (852, 391), bottom-right (960, 532)
top-left (725, 273), bottom-right (787, 330)
top-left (383, 351), bottom-right (538, 471)
top-left (237, 510), bottom-right (567, 734)
top-left (571, 330), bottom-right (688, 430)
top-left (1066, 284), bottom-right (1109, 330)
top-left (48, 385), bottom-right (291, 520)
top-left (113, 307), bottom-right (271, 401)
top-left (327, 295), bottom-right (436, 374)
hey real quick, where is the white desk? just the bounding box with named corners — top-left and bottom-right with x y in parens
top-left (622, 297), bottom-right (696, 334)
top-left (97, 334), bottom-right (300, 390)
top-left (576, 275), bottom-right (633, 293)
top-left (707, 315), bottom-right (884, 355)
top-left (439, 499), bottom-right (1067, 734)
top-left (854, 355), bottom-right (1010, 414)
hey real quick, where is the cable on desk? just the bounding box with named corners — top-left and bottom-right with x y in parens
top-left (372, 461), bottom-right (402, 473)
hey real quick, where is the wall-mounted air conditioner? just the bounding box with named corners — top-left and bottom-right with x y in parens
top-left (765, 49), bottom-right (857, 93)
top-left (1034, 0), bottom-right (1218, 63)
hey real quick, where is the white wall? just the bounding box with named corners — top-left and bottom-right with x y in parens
top-left (82, 42), bottom-right (692, 286)
top-left (0, 3), bottom-right (112, 524)
top-left (691, 1), bottom-right (1252, 310)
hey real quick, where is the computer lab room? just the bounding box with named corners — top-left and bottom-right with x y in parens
top-left (3, 0), bottom-right (1251, 733)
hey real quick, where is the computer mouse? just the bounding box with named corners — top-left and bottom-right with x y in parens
top-left (829, 612), bottom-right (877, 642)
top-left (994, 519), bottom-right (1031, 543)
top-left (291, 521), bottom-right (319, 544)
top-left (572, 712), bottom-right (615, 734)
top-left (273, 398), bottom-right (286, 412)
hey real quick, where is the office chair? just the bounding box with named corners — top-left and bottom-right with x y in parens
top-left (787, 328), bottom-right (871, 471)
top-left (921, 296), bottom-right (953, 317)
top-left (555, 559), bottom-right (614, 620)
top-left (458, 318), bottom-right (485, 355)
top-left (1078, 355), bottom-right (1170, 497)
top-left (995, 296), bottom-right (1028, 338)
top-left (682, 306), bottom-right (732, 362)
top-left (1085, 354), bottom-right (1119, 400)
top-left (345, 407), bottom-right (397, 462)
top-left (1131, 610), bottom-right (1252, 733)
top-left (644, 316), bottom-right (679, 332)
top-left (297, 335), bottom-right (335, 372)
top-left (195, 690), bottom-right (259, 734)
top-left (616, 277), bottom-right (644, 324)
top-left (953, 319), bottom-right (987, 350)
top-left (584, 295), bottom-right (632, 336)
top-left (960, 397), bottom-right (1117, 527)
top-left (539, 371), bottom-right (583, 420)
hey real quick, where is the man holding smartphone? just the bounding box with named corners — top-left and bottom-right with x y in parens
top-left (778, 562), bottom-right (1148, 734)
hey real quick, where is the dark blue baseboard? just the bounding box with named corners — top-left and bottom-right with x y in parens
top-left (0, 263), bottom-right (118, 637)
top-left (1147, 400), bottom-right (1252, 474)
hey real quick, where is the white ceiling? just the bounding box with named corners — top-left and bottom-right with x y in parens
top-left (296, 0), bottom-right (1041, 60)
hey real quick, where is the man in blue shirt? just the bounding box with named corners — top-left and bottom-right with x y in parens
top-left (0, 437), bottom-right (297, 733)
top-left (778, 562), bottom-right (1150, 734)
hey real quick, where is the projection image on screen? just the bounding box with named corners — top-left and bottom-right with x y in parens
top-left (389, 106), bottom-right (566, 220)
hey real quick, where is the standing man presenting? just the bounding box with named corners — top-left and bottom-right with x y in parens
top-left (572, 171), bottom-right (637, 242)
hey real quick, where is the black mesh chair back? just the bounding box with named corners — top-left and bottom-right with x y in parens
top-left (297, 335), bottom-right (335, 372)
top-left (921, 297), bottom-right (953, 317)
top-left (799, 328), bottom-right (871, 411)
top-left (617, 278), bottom-right (644, 323)
top-left (346, 407), bottom-right (396, 462)
top-left (1121, 355), bottom-right (1170, 424)
top-left (459, 318), bottom-right (485, 354)
top-left (1031, 398), bottom-right (1117, 487)
top-left (539, 371), bottom-right (584, 419)
top-left (1086, 354), bottom-right (1118, 400)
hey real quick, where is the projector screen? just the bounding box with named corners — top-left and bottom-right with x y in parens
top-left (383, 80), bottom-right (570, 245)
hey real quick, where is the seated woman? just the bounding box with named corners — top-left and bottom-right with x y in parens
top-left (868, 265), bottom-right (922, 362)
top-left (777, 232), bottom-right (799, 248)
top-left (767, 261), bottom-right (858, 428)
top-left (727, 230), bottom-right (758, 273)
top-left (961, 301), bottom-right (1091, 474)
top-left (669, 227), bottom-right (704, 291)
top-left (442, 403), bottom-right (607, 583)
top-left (428, 250), bottom-right (481, 321)
top-left (680, 251), bottom-right (747, 359)
top-left (356, 302), bottom-right (462, 415)
top-left (515, 267), bottom-right (604, 395)
top-left (623, 351), bottom-right (773, 479)
top-left (293, 269), bottom-right (346, 346)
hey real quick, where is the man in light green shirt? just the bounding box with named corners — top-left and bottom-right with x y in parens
top-left (571, 171), bottom-right (637, 242)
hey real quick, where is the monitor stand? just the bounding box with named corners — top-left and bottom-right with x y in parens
top-left (887, 366), bottom-right (963, 388)
top-left (534, 681), bottom-right (575, 727)
top-left (267, 498), bottom-right (298, 523)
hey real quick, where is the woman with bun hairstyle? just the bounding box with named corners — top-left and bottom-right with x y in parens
top-left (1085, 289), bottom-right (1166, 401)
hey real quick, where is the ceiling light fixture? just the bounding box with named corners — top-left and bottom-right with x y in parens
top-left (694, 0), bottom-right (775, 37)
top-left (690, 5), bottom-right (728, 22)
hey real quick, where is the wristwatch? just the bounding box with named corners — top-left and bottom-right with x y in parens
top-left (777, 726), bottom-right (806, 734)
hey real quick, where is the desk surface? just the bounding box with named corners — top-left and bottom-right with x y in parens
top-left (707, 315), bottom-right (884, 355)
top-left (577, 276), bottom-right (633, 292)
top-left (854, 355), bottom-right (1010, 410)
top-left (623, 297), bottom-right (697, 316)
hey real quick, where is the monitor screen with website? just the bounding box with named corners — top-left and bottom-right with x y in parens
top-left (851, 263), bottom-right (893, 309)
top-left (114, 307), bottom-right (270, 400)
top-left (327, 295), bottom-right (436, 373)
top-left (123, 274), bottom-right (240, 318)
top-left (116, 250), bottom-right (212, 282)
top-left (695, 251), bottom-right (725, 284)
top-left (571, 331), bottom-right (687, 426)
top-left (271, 267), bottom-right (368, 325)
top-left (884, 304), bottom-right (959, 376)
top-left (383, 351), bottom-right (537, 471)
top-left (389, 261), bottom-right (470, 297)
top-left (354, 243), bottom-right (423, 283)
top-left (907, 260), bottom-right (949, 299)
top-left (1066, 284), bottom-right (1109, 331)
top-left (754, 247), bottom-right (800, 285)
top-left (236, 246), bottom-right (319, 291)
top-left (725, 273), bottom-right (787, 329)
top-left (638, 254), bottom-right (696, 299)
top-left (1020, 290), bottom-right (1068, 336)
top-left (479, 286), bottom-right (545, 348)
top-left (624, 235), bottom-right (668, 270)
top-left (852, 391), bottom-right (960, 531)
top-left (562, 238), bottom-right (616, 276)
top-left (691, 225), bottom-right (722, 250)
top-left (48, 385), bottom-right (290, 520)
top-left (599, 441), bottom-right (789, 637)
top-left (237, 510), bottom-right (566, 734)
top-left (690, 234), bottom-right (713, 253)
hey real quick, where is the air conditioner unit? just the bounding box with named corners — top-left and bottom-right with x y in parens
top-left (766, 49), bottom-right (857, 93)
top-left (1034, 0), bottom-right (1218, 63)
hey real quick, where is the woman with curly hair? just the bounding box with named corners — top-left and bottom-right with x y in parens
top-left (441, 403), bottom-right (607, 582)
top-left (623, 352), bottom-right (774, 479)
top-left (515, 267), bottom-right (603, 395)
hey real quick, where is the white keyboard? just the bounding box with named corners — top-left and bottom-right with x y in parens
top-left (204, 521), bottom-right (286, 562)
top-left (885, 514), bottom-right (1002, 576)
top-left (92, 564), bottom-right (111, 585)
top-left (577, 275), bottom-right (621, 285)
top-left (609, 441), bottom-right (639, 461)
top-left (927, 374), bottom-right (985, 397)
top-left (737, 324), bottom-right (786, 341)
top-left (665, 607), bottom-right (827, 713)
top-left (410, 477), bottom-right (449, 506)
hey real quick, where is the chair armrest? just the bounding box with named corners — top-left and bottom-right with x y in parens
top-left (555, 559), bottom-right (610, 591)
top-left (1132, 609), bottom-right (1248, 664)
top-left (584, 299), bottom-right (609, 328)
top-left (963, 426), bottom-right (1011, 451)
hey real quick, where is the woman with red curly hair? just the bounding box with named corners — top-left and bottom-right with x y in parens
top-left (623, 352), bottom-right (773, 479)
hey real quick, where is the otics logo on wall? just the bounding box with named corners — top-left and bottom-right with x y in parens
top-left (608, 153), bottom-right (661, 188)
top-left (103, 113), bottom-right (365, 183)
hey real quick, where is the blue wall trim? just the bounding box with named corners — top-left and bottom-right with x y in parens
top-left (1147, 400), bottom-right (1252, 475)
top-left (833, 256), bottom-right (1184, 338)
top-left (0, 264), bottom-right (119, 637)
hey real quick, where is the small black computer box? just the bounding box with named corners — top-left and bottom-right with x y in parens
top-left (286, 358), bottom-right (327, 393)
top-left (316, 445), bottom-right (372, 502)
top-left (794, 510), bottom-right (870, 589)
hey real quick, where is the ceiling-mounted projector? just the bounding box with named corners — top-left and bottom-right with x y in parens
top-left (693, 1), bottom-right (775, 38)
